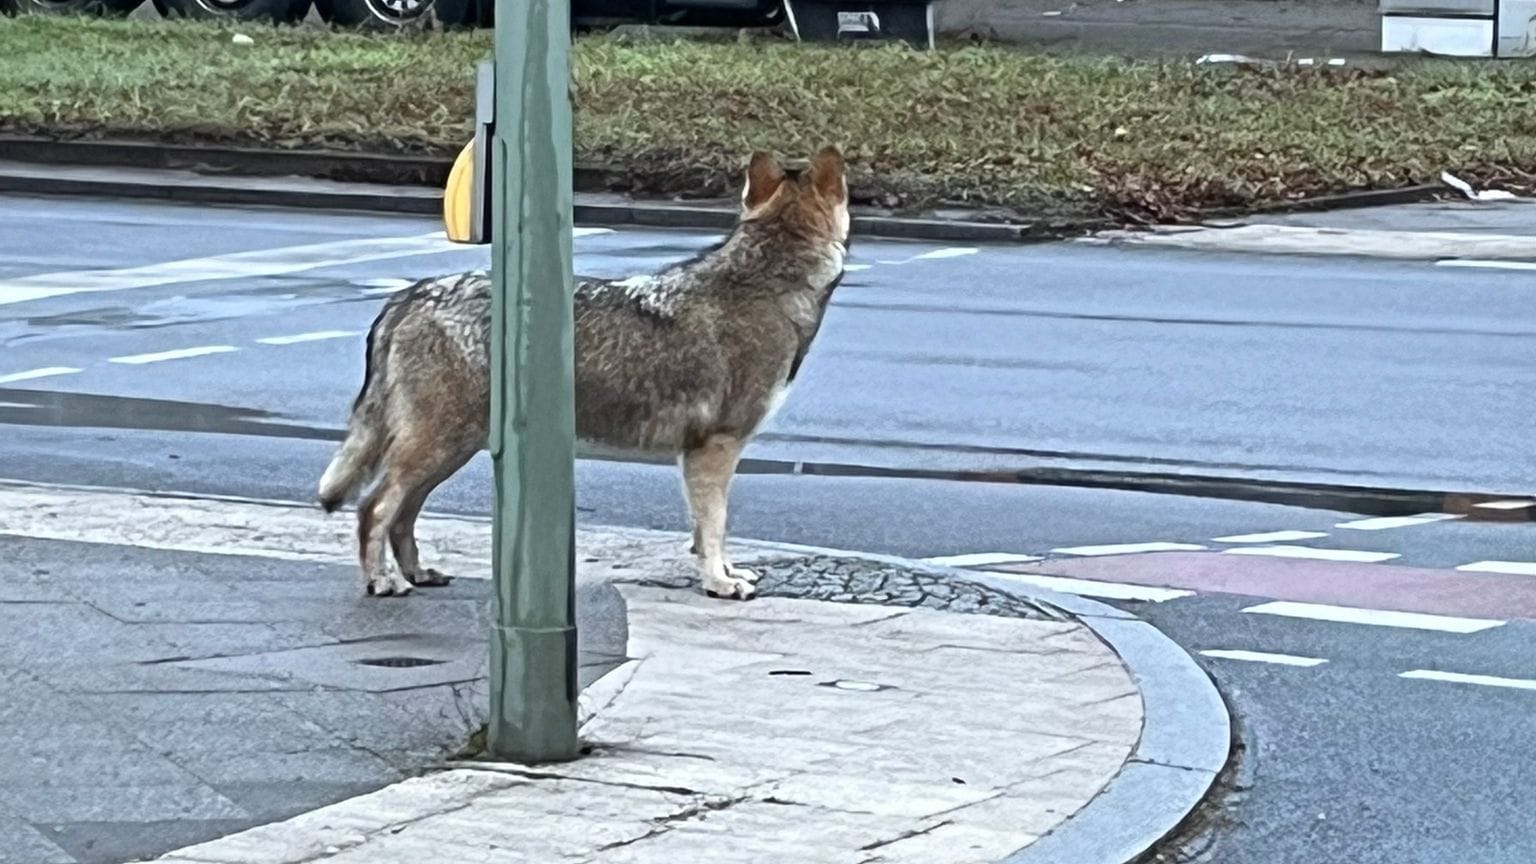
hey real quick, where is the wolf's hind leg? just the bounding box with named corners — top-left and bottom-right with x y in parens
top-left (388, 434), bottom-right (480, 587)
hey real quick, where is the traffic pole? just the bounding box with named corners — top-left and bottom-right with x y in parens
top-left (487, 0), bottom-right (580, 763)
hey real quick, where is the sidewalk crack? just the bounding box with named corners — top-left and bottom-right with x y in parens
top-left (1128, 756), bottom-right (1212, 774)
top-left (858, 819), bottom-right (953, 852)
top-left (595, 793), bottom-right (749, 851)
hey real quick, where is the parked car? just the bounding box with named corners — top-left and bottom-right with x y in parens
top-left (0, 0), bottom-right (784, 30)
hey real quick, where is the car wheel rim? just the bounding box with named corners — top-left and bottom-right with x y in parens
top-left (367, 0), bottom-right (427, 22)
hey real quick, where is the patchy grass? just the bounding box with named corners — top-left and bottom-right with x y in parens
top-left (3, 15), bottom-right (1535, 220)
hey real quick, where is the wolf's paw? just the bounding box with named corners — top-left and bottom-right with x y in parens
top-left (407, 568), bottom-right (454, 588)
top-left (366, 572), bottom-right (415, 598)
top-left (702, 570), bottom-right (757, 601)
top-left (726, 564), bottom-right (760, 584)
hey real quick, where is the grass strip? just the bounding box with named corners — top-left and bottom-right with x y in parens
top-left (3, 15), bottom-right (1533, 219)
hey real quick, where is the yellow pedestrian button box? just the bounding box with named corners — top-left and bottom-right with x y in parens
top-left (443, 59), bottom-right (495, 244)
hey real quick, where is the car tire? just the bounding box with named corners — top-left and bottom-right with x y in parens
top-left (5, 0), bottom-right (143, 16)
top-left (671, 0), bottom-right (781, 28)
top-left (154, 0), bottom-right (310, 22)
top-left (430, 0), bottom-right (486, 28)
top-left (314, 0), bottom-right (432, 29)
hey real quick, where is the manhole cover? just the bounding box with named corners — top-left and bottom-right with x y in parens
top-left (819, 679), bottom-right (893, 692)
top-left (356, 656), bottom-right (446, 669)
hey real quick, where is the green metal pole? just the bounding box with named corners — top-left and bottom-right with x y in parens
top-left (487, 0), bottom-right (579, 763)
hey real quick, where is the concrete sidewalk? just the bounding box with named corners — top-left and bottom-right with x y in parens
top-left (0, 480), bottom-right (1228, 864)
top-left (151, 587), bottom-right (1140, 864)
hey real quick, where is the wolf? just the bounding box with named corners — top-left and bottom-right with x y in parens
top-left (316, 146), bottom-right (851, 601)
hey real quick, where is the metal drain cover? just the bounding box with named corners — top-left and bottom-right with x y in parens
top-left (167, 634), bottom-right (483, 692)
top-left (356, 656), bottom-right (446, 669)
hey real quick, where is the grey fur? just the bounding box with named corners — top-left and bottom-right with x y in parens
top-left (317, 146), bottom-right (852, 599)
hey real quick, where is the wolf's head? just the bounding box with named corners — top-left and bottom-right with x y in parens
top-left (736, 146), bottom-right (850, 246)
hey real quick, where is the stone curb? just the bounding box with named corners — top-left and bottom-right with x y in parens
top-left (0, 136), bottom-right (1447, 244)
top-left (0, 164), bottom-right (1057, 244)
top-left (731, 534), bottom-right (1231, 864)
top-left (0, 138), bottom-right (1075, 244)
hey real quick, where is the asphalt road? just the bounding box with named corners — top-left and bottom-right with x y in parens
top-left (3, 192), bottom-right (1536, 863)
top-left (7, 194), bottom-right (1536, 497)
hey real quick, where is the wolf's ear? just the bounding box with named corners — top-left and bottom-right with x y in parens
top-left (808, 146), bottom-right (847, 202)
top-left (742, 150), bottom-right (786, 212)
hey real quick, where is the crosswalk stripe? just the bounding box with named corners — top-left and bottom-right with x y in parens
top-left (0, 232), bottom-right (468, 307)
top-left (1335, 513), bottom-right (1461, 531)
top-left (109, 346), bottom-right (239, 365)
top-left (922, 552), bottom-right (1042, 567)
top-left (256, 331), bottom-right (361, 346)
top-left (1242, 601), bottom-right (1504, 634)
top-left (1051, 541), bottom-right (1206, 556)
top-left (1456, 561), bottom-right (1536, 577)
top-left (982, 571), bottom-right (1192, 603)
top-left (1399, 669), bottom-right (1536, 690)
top-left (1435, 259), bottom-right (1536, 272)
top-left (1200, 649), bottom-right (1328, 667)
top-left (1224, 546), bottom-right (1399, 563)
top-left (913, 247), bottom-right (978, 261)
top-left (0, 366), bottom-right (81, 384)
top-left (1212, 530), bottom-right (1328, 544)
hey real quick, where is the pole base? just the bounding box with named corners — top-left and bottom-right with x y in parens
top-left (488, 623), bottom-right (581, 764)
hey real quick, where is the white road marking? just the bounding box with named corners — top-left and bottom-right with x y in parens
top-left (1474, 500), bottom-right (1535, 511)
top-left (1399, 669), bottom-right (1536, 691)
top-left (0, 232), bottom-right (469, 307)
top-left (358, 277), bottom-right (418, 294)
top-left (0, 366), bottom-right (81, 384)
top-left (1051, 541), bottom-right (1206, 556)
top-left (921, 551), bottom-right (1043, 568)
top-left (843, 264), bottom-right (873, 272)
top-left (914, 247), bottom-right (978, 260)
top-left (1242, 601), bottom-right (1504, 634)
top-left (984, 571), bottom-right (1193, 602)
top-left (109, 345), bottom-right (239, 365)
top-left (1455, 560), bottom-right (1536, 576)
top-left (1223, 546), bottom-right (1399, 563)
top-left (1200, 649), bottom-right (1329, 668)
top-left (0, 402), bottom-right (33, 409)
top-left (256, 330), bottom-right (361, 346)
top-left (1212, 530), bottom-right (1329, 544)
top-left (1435, 259), bottom-right (1536, 271)
top-left (876, 247), bottom-right (981, 265)
top-left (1335, 513), bottom-right (1461, 531)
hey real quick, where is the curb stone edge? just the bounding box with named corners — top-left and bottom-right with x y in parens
top-left (734, 533), bottom-right (1232, 864)
top-left (0, 136), bottom-right (1448, 245)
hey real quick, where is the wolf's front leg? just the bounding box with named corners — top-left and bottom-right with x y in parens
top-left (684, 519), bottom-right (759, 584)
top-left (682, 434), bottom-right (755, 600)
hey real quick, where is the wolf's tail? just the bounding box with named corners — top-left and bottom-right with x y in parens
top-left (317, 303), bottom-right (398, 513)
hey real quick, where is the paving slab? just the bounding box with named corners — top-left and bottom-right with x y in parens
top-left (0, 535), bottom-right (626, 864)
